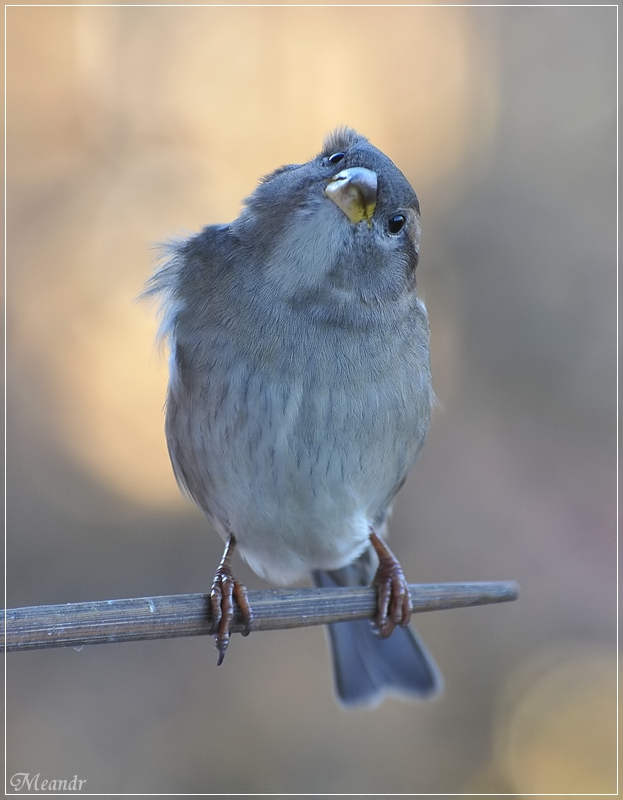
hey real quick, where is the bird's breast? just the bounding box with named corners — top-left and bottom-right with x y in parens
top-left (166, 304), bottom-right (431, 583)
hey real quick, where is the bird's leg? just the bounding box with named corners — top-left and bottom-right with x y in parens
top-left (210, 533), bottom-right (253, 665)
top-left (369, 529), bottom-right (412, 638)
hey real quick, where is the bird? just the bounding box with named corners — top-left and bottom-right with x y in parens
top-left (144, 127), bottom-right (443, 707)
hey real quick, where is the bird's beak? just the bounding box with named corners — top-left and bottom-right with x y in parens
top-left (325, 167), bottom-right (378, 227)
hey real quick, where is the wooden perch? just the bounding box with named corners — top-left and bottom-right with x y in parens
top-left (3, 581), bottom-right (518, 653)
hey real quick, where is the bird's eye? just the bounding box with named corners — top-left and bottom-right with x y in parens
top-left (327, 152), bottom-right (346, 165)
top-left (388, 214), bottom-right (406, 234)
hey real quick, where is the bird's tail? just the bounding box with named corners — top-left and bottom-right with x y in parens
top-left (312, 550), bottom-right (443, 708)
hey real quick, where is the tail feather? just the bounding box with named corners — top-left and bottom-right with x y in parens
top-left (313, 557), bottom-right (443, 708)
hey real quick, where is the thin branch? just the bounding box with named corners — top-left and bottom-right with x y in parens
top-left (3, 581), bottom-right (519, 653)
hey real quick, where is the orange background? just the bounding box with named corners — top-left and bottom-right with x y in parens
top-left (6, 4), bottom-right (617, 794)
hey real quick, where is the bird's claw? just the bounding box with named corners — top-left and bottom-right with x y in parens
top-left (210, 535), bottom-right (253, 664)
top-left (370, 530), bottom-right (412, 638)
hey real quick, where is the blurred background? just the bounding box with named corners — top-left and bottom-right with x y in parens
top-left (6, 3), bottom-right (617, 795)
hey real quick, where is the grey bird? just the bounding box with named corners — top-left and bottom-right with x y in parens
top-left (145, 127), bottom-right (443, 707)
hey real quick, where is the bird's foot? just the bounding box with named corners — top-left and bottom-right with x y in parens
top-left (369, 530), bottom-right (412, 638)
top-left (210, 534), bottom-right (253, 665)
